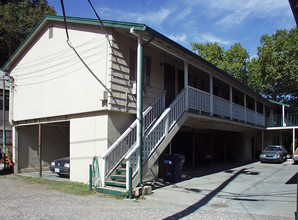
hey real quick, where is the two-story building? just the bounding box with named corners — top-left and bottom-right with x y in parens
top-left (2, 16), bottom-right (297, 192)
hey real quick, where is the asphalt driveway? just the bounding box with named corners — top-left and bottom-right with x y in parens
top-left (0, 160), bottom-right (297, 219)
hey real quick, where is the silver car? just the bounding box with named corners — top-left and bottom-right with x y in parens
top-left (260, 145), bottom-right (288, 163)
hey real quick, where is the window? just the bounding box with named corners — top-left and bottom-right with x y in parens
top-left (129, 50), bottom-right (137, 81)
top-left (0, 92), bottom-right (9, 111)
top-left (49, 25), bottom-right (54, 39)
top-left (144, 56), bottom-right (151, 86)
top-left (5, 131), bottom-right (12, 144)
top-left (129, 50), bottom-right (151, 87)
top-left (0, 131), bottom-right (12, 145)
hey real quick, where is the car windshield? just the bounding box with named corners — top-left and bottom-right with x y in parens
top-left (264, 146), bottom-right (281, 151)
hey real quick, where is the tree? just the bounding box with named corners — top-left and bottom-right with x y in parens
top-left (247, 28), bottom-right (298, 108)
top-left (191, 42), bottom-right (225, 69)
top-left (191, 42), bottom-right (250, 83)
top-left (0, 0), bottom-right (56, 67)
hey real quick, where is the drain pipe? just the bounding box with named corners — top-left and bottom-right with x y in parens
top-left (136, 34), bottom-right (144, 186)
top-left (130, 28), bottom-right (155, 187)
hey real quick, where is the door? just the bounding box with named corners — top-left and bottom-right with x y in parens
top-left (178, 69), bottom-right (184, 93)
top-left (164, 64), bottom-right (175, 107)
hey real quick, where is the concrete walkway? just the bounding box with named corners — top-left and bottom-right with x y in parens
top-left (146, 160), bottom-right (297, 219)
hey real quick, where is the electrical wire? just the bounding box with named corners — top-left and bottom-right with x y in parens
top-left (59, 0), bottom-right (112, 95)
top-left (87, 0), bottom-right (104, 27)
top-left (60, 0), bottom-right (69, 41)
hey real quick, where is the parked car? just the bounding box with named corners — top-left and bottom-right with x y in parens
top-left (293, 148), bottom-right (298, 164)
top-left (260, 145), bottom-right (288, 163)
top-left (49, 157), bottom-right (70, 177)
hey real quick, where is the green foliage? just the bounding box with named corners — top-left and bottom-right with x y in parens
top-left (191, 42), bottom-right (250, 83)
top-left (0, 0), bottom-right (56, 67)
top-left (191, 42), bottom-right (225, 68)
top-left (247, 28), bottom-right (298, 108)
top-left (191, 28), bottom-right (297, 109)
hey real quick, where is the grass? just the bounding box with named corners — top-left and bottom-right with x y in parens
top-left (12, 175), bottom-right (94, 196)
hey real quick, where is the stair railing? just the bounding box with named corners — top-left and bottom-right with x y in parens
top-left (102, 91), bottom-right (166, 182)
top-left (125, 88), bottom-right (187, 189)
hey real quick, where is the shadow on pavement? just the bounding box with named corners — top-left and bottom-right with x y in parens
top-left (163, 168), bottom-right (249, 220)
top-left (286, 172), bottom-right (298, 184)
top-left (153, 160), bottom-right (258, 191)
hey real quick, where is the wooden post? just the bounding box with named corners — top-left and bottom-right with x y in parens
top-left (38, 124), bottom-right (42, 177)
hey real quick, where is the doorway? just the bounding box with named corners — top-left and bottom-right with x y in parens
top-left (164, 63), bottom-right (176, 106)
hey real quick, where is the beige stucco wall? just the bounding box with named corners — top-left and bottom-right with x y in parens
top-left (107, 111), bottom-right (135, 147)
top-left (10, 23), bottom-right (109, 122)
top-left (69, 114), bottom-right (108, 183)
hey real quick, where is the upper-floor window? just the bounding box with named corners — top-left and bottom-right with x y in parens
top-left (129, 50), bottom-right (137, 81)
top-left (246, 95), bottom-right (255, 111)
top-left (49, 25), bottom-right (54, 39)
top-left (0, 92), bottom-right (9, 111)
top-left (129, 50), bottom-right (151, 86)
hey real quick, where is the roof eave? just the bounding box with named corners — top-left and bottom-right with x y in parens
top-left (2, 15), bottom-right (146, 72)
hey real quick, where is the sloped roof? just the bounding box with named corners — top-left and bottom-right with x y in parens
top-left (2, 15), bottom-right (275, 106)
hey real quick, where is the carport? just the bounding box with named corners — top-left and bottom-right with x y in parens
top-left (14, 121), bottom-right (70, 176)
top-left (160, 114), bottom-right (265, 170)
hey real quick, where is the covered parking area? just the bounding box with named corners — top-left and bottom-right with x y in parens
top-left (13, 121), bottom-right (70, 176)
top-left (162, 113), bottom-right (265, 170)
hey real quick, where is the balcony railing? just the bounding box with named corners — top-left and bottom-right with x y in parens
top-left (267, 113), bottom-right (298, 127)
top-left (188, 86), bottom-right (265, 127)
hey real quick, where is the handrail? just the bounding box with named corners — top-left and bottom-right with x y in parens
top-left (102, 91), bottom-right (166, 159)
top-left (124, 108), bottom-right (171, 160)
top-left (125, 89), bottom-right (187, 185)
top-left (102, 91), bottom-right (166, 180)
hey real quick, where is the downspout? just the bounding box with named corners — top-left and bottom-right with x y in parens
top-left (130, 28), bottom-right (155, 187)
top-left (136, 34), bottom-right (144, 186)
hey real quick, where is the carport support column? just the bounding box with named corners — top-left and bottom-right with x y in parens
top-left (38, 124), bottom-right (42, 177)
top-left (136, 34), bottom-right (144, 186)
top-left (12, 126), bottom-right (18, 173)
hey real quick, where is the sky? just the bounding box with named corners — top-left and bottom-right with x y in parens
top-left (48, 0), bottom-right (296, 58)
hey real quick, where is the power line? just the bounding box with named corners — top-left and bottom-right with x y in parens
top-left (87, 0), bottom-right (104, 27)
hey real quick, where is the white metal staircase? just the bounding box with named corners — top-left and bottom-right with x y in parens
top-left (102, 91), bottom-right (166, 187)
top-left (125, 88), bottom-right (188, 190)
top-left (99, 86), bottom-right (267, 193)
top-left (100, 88), bottom-right (188, 192)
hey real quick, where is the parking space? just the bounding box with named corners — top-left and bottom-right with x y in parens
top-left (147, 160), bottom-right (297, 219)
top-left (18, 170), bottom-right (69, 182)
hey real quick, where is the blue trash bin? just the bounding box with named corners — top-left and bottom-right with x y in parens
top-left (164, 154), bottom-right (185, 182)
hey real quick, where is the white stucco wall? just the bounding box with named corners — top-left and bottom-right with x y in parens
top-left (69, 114), bottom-right (108, 183)
top-left (10, 23), bottom-right (109, 122)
